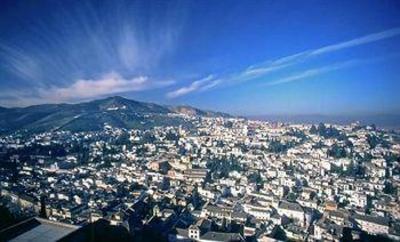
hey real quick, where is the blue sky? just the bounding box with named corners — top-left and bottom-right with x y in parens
top-left (0, 0), bottom-right (399, 115)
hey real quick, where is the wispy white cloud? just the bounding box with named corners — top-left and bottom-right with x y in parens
top-left (40, 72), bottom-right (174, 102)
top-left (199, 79), bottom-right (221, 91)
top-left (263, 61), bottom-right (355, 86)
top-left (0, 72), bottom-right (174, 106)
top-left (167, 27), bottom-right (400, 98)
top-left (117, 17), bottom-right (183, 71)
top-left (0, 43), bottom-right (42, 83)
top-left (0, 1), bottom-right (188, 106)
top-left (310, 28), bottom-right (400, 56)
top-left (263, 55), bottom-right (399, 86)
top-left (237, 28), bottom-right (400, 83)
top-left (167, 75), bottom-right (217, 98)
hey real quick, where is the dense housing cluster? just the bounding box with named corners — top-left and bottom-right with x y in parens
top-left (1, 115), bottom-right (400, 241)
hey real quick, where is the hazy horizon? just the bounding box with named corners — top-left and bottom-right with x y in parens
top-left (1, 94), bottom-right (399, 129)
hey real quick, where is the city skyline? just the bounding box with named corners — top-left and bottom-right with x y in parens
top-left (0, 0), bottom-right (400, 116)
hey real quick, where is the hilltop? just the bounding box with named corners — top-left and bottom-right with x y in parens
top-left (0, 96), bottom-right (230, 134)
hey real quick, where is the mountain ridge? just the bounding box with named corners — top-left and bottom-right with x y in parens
top-left (0, 96), bottom-right (230, 134)
top-left (168, 105), bottom-right (230, 118)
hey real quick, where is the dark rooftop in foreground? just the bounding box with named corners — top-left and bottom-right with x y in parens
top-left (0, 217), bottom-right (79, 242)
top-left (58, 218), bottom-right (132, 242)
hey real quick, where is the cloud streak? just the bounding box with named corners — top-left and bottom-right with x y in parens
top-left (40, 72), bottom-right (174, 103)
top-left (264, 53), bottom-right (400, 87)
top-left (167, 27), bottom-right (400, 98)
top-left (0, 72), bottom-right (174, 106)
top-left (263, 61), bottom-right (357, 86)
top-left (309, 28), bottom-right (400, 56)
top-left (0, 43), bottom-right (42, 83)
top-left (241, 27), bottom-right (400, 82)
top-left (166, 75), bottom-right (217, 98)
top-left (0, 1), bottom-right (187, 105)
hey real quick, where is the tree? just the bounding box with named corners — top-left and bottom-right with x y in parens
top-left (0, 204), bottom-right (17, 230)
top-left (328, 144), bottom-right (347, 158)
top-left (39, 195), bottom-right (48, 219)
top-left (248, 171), bottom-right (262, 184)
top-left (224, 121), bottom-right (233, 128)
top-left (383, 181), bottom-right (396, 195)
top-left (114, 132), bottom-right (130, 145)
top-left (318, 123), bottom-right (326, 135)
top-left (310, 125), bottom-right (318, 134)
top-left (267, 140), bottom-right (293, 153)
top-left (367, 135), bottom-right (379, 149)
top-left (165, 131), bottom-right (179, 141)
top-left (142, 132), bottom-right (156, 144)
top-left (191, 187), bottom-right (201, 209)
